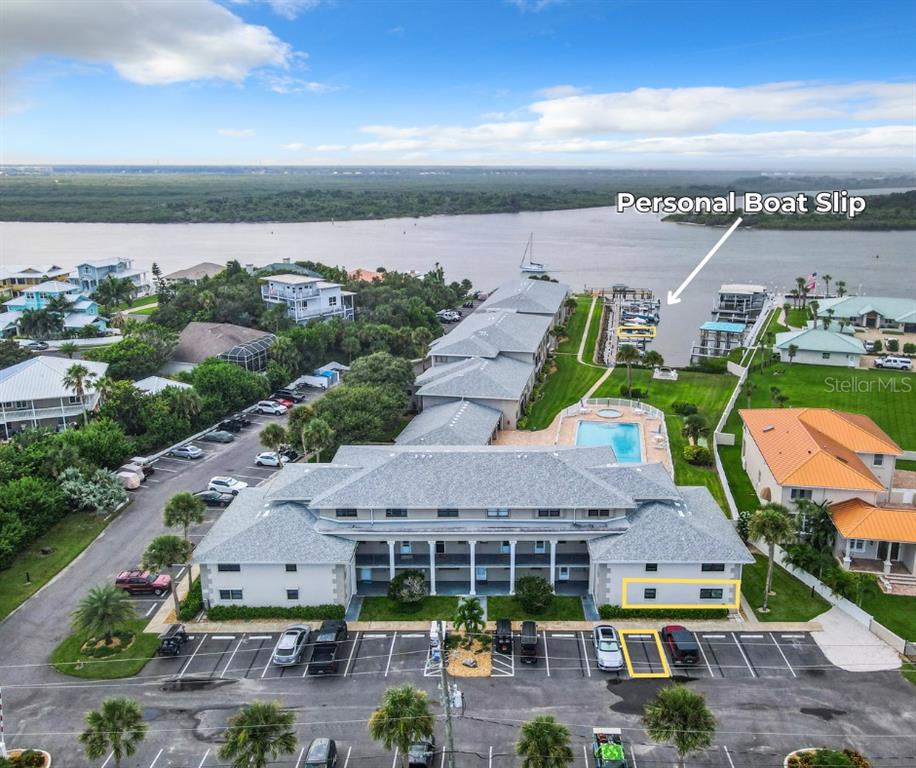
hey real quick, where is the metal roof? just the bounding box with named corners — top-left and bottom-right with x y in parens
top-left (817, 296), bottom-right (916, 323)
top-left (699, 321), bottom-right (746, 333)
top-left (0, 356), bottom-right (108, 401)
top-left (775, 328), bottom-right (866, 354)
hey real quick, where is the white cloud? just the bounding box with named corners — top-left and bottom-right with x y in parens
top-left (534, 84), bottom-right (585, 99)
top-left (282, 142), bottom-right (347, 151)
top-left (218, 128), bottom-right (255, 138)
top-left (228, 0), bottom-right (321, 20)
top-left (506, 0), bottom-right (562, 12)
top-left (262, 74), bottom-right (342, 94)
top-left (282, 143), bottom-right (307, 150)
top-left (0, 0), bottom-right (292, 85)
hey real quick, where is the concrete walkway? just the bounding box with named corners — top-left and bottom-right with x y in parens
top-left (810, 606), bottom-right (902, 672)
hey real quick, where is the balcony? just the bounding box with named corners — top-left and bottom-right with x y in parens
top-left (1, 402), bottom-right (90, 424)
top-left (354, 550), bottom-right (590, 568)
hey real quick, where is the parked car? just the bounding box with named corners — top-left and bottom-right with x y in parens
top-left (303, 738), bottom-right (338, 768)
top-left (118, 462), bottom-right (149, 482)
top-left (168, 444), bottom-right (203, 460)
top-left (256, 400), bottom-right (288, 415)
top-left (272, 388), bottom-right (305, 403)
top-left (874, 355), bottom-right (912, 370)
top-left (280, 447), bottom-right (301, 462)
top-left (126, 457), bottom-right (154, 477)
top-left (661, 624), bottom-right (700, 666)
top-left (407, 739), bottom-right (436, 768)
top-left (307, 620), bottom-right (348, 675)
top-left (201, 430), bottom-right (235, 443)
top-left (231, 412), bottom-right (252, 427)
top-left (272, 625), bottom-right (311, 666)
top-left (519, 620), bottom-right (538, 664)
top-left (592, 624), bottom-right (624, 672)
top-left (271, 396), bottom-right (295, 409)
top-left (255, 451), bottom-right (290, 467)
top-left (217, 419), bottom-right (242, 433)
top-left (157, 624), bottom-right (189, 656)
top-left (193, 489), bottom-right (235, 507)
top-left (208, 476), bottom-right (248, 495)
top-left (115, 570), bottom-right (172, 596)
top-left (863, 340), bottom-right (877, 353)
top-left (116, 470), bottom-right (142, 490)
top-left (494, 618), bottom-right (512, 654)
top-left (462, 300), bottom-right (475, 308)
top-left (25, 340), bottom-right (49, 350)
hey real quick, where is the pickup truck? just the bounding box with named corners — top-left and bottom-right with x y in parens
top-left (307, 620), bottom-right (348, 675)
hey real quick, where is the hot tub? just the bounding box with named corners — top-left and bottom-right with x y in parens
top-left (597, 408), bottom-right (622, 419)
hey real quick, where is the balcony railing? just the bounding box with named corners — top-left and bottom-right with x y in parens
top-left (1, 402), bottom-right (90, 423)
top-left (355, 551), bottom-right (590, 568)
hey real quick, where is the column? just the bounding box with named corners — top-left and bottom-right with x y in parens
top-left (549, 540), bottom-right (557, 588)
top-left (429, 540), bottom-right (437, 596)
top-left (387, 540), bottom-right (396, 580)
top-left (883, 553), bottom-right (893, 576)
top-left (469, 540), bottom-right (476, 595)
top-left (509, 540), bottom-right (517, 595)
top-left (349, 557), bottom-right (357, 598)
top-left (842, 539), bottom-right (852, 568)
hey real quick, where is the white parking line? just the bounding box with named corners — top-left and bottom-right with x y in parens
top-left (781, 634), bottom-right (805, 639)
top-left (231, 474), bottom-right (272, 482)
top-left (723, 745), bottom-right (736, 768)
top-left (222, 636), bottom-right (245, 678)
top-left (439, 749), bottom-right (446, 768)
top-left (148, 748), bottom-right (164, 767)
top-left (392, 746), bottom-right (399, 768)
top-left (385, 632), bottom-right (398, 677)
top-left (489, 746), bottom-right (493, 768)
top-left (212, 635), bottom-right (236, 640)
top-left (741, 634), bottom-right (764, 639)
top-left (402, 633), bottom-right (423, 638)
top-left (582, 744), bottom-right (589, 767)
top-left (731, 632), bottom-right (756, 678)
top-left (144, 604), bottom-right (156, 617)
top-left (249, 635), bottom-right (273, 641)
top-left (696, 634), bottom-right (714, 678)
top-left (551, 632), bottom-right (575, 638)
top-left (579, 632), bottom-right (591, 677)
top-left (260, 652), bottom-right (273, 679)
top-left (769, 633), bottom-right (797, 678)
top-left (176, 566), bottom-right (187, 580)
top-left (152, 465), bottom-right (179, 473)
top-left (101, 752), bottom-right (114, 768)
top-left (344, 631), bottom-right (360, 677)
top-left (365, 633), bottom-right (385, 639)
top-left (344, 746), bottom-right (352, 768)
top-left (197, 748), bottom-right (211, 767)
top-left (703, 633), bottom-right (725, 639)
top-left (294, 746), bottom-right (305, 768)
top-left (178, 634), bottom-right (207, 678)
top-left (542, 631), bottom-right (550, 677)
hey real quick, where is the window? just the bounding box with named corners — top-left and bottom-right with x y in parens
top-left (822, 352), bottom-right (831, 360)
top-left (587, 509), bottom-right (611, 518)
top-left (850, 539), bottom-right (865, 551)
top-left (790, 488), bottom-right (813, 501)
top-left (500, 541), bottom-right (510, 554)
top-left (336, 508), bottom-right (357, 518)
top-left (67, 395), bottom-right (83, 404)
top-left (701, 563), bottom-right (725, 572)
top-left (328, 295), bottom-right (338, 306)
top-left (2, 400), bottom-right (28, 409)
top-left (644, 588), bottom-right (657, 600)
top-left (534, 541), bottom-right (546, 554)
top-left (873, 454), bottom-right (884, 467)
top-left (487, 508), bottom-right (509, 517)
top-left (217, 564), bottom-right (241, 572)
top-left (286, 589), bottom-right (299, 600)
top-left (400, 542), bottom-right (412, 555)
top-left (538, 509), bottom-right (560, 518)
top-left (219, 589), bottom-right (243, 600)
top-left (436, 541), bottom-right (446, 555)
top-left (437, 509), bottom-right (459, 518)
top-left (285, 564), bottom-right (297, 572)
top-left (386, 508), bottom-right (407, 518)
top-left (700, 588), bottom-right (724, 600)
top-left (645, 563), bottom-right (658, 572)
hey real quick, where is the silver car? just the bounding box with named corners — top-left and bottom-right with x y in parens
top-left (592, 624), bottom-right (624, 671)
top-left (168, 444), bottom-right (203, 460)
top-left (272, 625), bottom-right (311, 666)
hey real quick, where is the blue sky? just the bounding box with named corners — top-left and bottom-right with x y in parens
top-left (1, 0), bottom-right (914, 168)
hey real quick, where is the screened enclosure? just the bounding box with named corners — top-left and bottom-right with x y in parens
top-left (217, 333), bottom-right (276, 371)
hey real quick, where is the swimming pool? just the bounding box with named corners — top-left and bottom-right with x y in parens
top-left (575, 421), bottom-right (643, 462)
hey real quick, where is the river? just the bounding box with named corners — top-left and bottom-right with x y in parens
top-left (1, 204), bottom-right (913, 365)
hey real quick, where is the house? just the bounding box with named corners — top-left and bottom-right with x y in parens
top-left (348, 268), bottom-right (385, 282)
top-left (170, 321), bottom-right (276, 373)
top-left (0, 264), bottom-right (71, 297)
top-left (816, 296), bottom-right (916, 333)
top-left (193, 445), bottom-right (752, 610)
top-left (774, 327), bottom-right (866, 367)
top-left (162, 262), bottom-right (224, 285)
top-left (0, 281), bottom-right (107, 337)
top-left (0, 356), bottom-right (108, 436)
top-left (428, 310), bottom-right (553, 368)
top-left (260, 274), bottom-right (355, 324)
top-left (829, 498), bottom-right (916, 576)
top-left (477, 279), bottom-right (571, 325)
top-left (395, 400), bottom-right (501, 446)
top-left (250, 260), bottom-right (322, 278)
top-left (72, 258), bottom-right (148, 294)
top-left (133, 376), bottom-right (193, 396)
top-left (739, 408), bottom-right (902, 508)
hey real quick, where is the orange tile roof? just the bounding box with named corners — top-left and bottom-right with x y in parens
top-left (739, 408), bottom-right (900, 492)
top-left (348, 268), bottom-right (385, 282)
top-left (831, 498), bottom-right (916, 544)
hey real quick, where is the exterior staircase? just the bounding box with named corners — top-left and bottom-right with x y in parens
top-left (880, 573), bottom-right (916, 593)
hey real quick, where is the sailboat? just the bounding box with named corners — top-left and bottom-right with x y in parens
top-left (519, 233), bottom-right (547, 273)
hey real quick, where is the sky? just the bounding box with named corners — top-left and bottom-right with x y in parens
top-left (1, 0), bottom-right (915, 169)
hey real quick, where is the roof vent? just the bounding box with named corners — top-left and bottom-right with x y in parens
top-left (762, 425), bottom-right (775, 433)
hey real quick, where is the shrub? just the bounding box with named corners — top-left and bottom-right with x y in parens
top-left (683, 444), bottom-right (713, 466)
top-left (515, 576), bottom-right (554, 614)
top-left (12, 750), bottom-right (46, 768)
top-left (207, 604), bottom-right (344, 621)
top-left (671, 401), bottom-right (698, 416)
top-left (736, 509), bottom-right (754, 542)
top-left (903, 342), bottom-right (916, 355)
top-left (872, 340), bottom-right (883, 353)
top-left (787, 749), bottom-right (862, 768)
top-left (886, 339), bottom-right (899, 353)
top-left (618, 384), bottom-right (646, 399)
top-left (599, 605), bottom-right (729, 620)
top-left (387, 569), bottom-right (429, 608)
top-left (178, 577), bottom-right (203, 621)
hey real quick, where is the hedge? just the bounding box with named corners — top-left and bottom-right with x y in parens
top-left (207, 604), bottom-right (345, 621)
top-left (178, 576), bottom-right (203, 621)
top-left (599, 605), bottom-right (729, 620)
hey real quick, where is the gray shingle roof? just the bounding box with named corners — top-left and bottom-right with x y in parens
top-left (264, 464), bottom-right (366, 503)
top-left (395, 401), bottom-right (501, 446)
top-left (589, 486), bottom-right (753, 564)
top-left (586, 463), bottom-right (681, 502)
top-left (477, 279), bottom-right (570, 316)
top-left (415, 356), bottom-right (533, 401)
top-left (429, 310), bottom-right (552, 360)
top-left (173, 322), bottom-right (275, 364)
top-left (192, 487), bottom-right (355, 565)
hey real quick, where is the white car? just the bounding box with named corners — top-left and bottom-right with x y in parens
top-left (255, 451), bottom-right (290, 467)
top-left (208, 476), bottom-right (249, 495)
top-left (592, 624), bottom-right (624, 671)
top-left (256, 400), bottom-right (288, 415)
top-left (874, 356), bottom-right (912, 370)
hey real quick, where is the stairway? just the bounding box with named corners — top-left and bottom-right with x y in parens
top-left (880, 573), bottom-right (916, 593)
top-left (581, 594), bottom-right (600, 622)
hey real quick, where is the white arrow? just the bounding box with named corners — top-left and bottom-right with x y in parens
top-left (666, 217), bottom-right (743, 305)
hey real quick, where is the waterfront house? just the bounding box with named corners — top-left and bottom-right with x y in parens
top-left (711, 283), bottom-right (769, 325)
top-left (774, 327), bottom-right (866, 367)
top-left (0, 281), bottom-right (107, 337)
top-left (259, 274), bottom-right (355, 324)
top-left (816, 296), bottom-right (916, 333)
top-left (162, 262), bottom-right (224, 285)
top-left (690, 321), bottom-right (746, 363)
top-left (72, 257), bottom-right (148, 294)
top-left (428, 310), bottom-right (553, 368)
top-left (0, 264), bottom-right (71, 297)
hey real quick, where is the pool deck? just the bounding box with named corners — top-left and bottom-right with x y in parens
top-left (494, 402), bottom-right (673, 474)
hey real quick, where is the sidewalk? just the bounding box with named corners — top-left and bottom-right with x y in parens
top-left (809, 607), bottom-right (901, 671)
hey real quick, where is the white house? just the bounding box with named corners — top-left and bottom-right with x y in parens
top-left (260, 274), bottom-right (355, 324)
top-left (774, 327), bottom-right (866, 367)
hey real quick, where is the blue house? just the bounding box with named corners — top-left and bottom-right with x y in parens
top-left (72, 257), bottom-right (148, 294)
top-left (0, 281), bottom-right (108, 337)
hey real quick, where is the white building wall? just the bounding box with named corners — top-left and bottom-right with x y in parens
top-left (598, 562), bottom-right (744, 609)
top-left (201, 562), bottom-right (343, 607)
top-left (420, 394), bottom-right (521, 429)
top-left (777, 349), bottom-right (861, 367)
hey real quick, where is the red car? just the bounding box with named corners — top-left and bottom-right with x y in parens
top-left (115, 570), bottom-right (172, 596)
top-left (271, 397), bottom-right (295, 409)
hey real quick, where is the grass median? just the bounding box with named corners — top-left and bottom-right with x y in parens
top-left (357, 596), bottom-right (459, 621)
top-left (487, 595), bottom-right (584, 621)
top-left (741, 553), bottom-right (829, 622)
top-left (51, 619), bottom-right (159, 679)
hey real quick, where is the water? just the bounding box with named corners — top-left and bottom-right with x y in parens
top-left (575, 421), bottom-right (643, 462)
top-left (1, 203), bottom-right (913, 364)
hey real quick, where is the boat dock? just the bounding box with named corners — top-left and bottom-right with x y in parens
top-left (584, 285), bottom-right (660, 365)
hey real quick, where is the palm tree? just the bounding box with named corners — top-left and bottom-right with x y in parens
top-left (301, 417), bottom-right (335, 461)
top-left (643, 685), bottom-right (716, 768)
top-left (822, 307), bottom-right (835, 330)
top-left (62, 363), bottom-right (98, 425)
top-left (341, 333), bottom-right (361, 363)
top-left (143, 535), bottom-right (193, 621)
top-left (823, 568), bottom-right (869, 606)
top-left (453, 596), bottom-right (485, 643)
top-left (269, 335), bottom-right (301, 374)
top-left (786, 343), bottom-right (799, 364)
top-left (79, 698), bottom-right (147, 768)
top-left (616, 345), bottom-right (640, 392)
top-left (794, 498), bottom-right (835, 554)
top-left (17, 308), bottom-right (57, 339)
top-left (260, 423), bottom-right (287, 456)
top-left (794, 277), bottom-right (807, 308)
top-left (769, 385), bottom-right (782, 406)
top-left (165, 387), bottom-right (203, 422)
top-left (219, 701), bottom-right (297, 768)
top-left (45, 293), bottom-right (73, 317)
top-left (59, 341), bottom-right (79, 358)
top-left (741, 381), bottom-right (755, 409)
top-left (836, 280), bottom-right (847, 297)
top-left (72, 585), bottom-right (136, 645)
top-left (411, 326), bottom-right (433, 355)
top-left (808, 299), bottom-right (819, 322)
top-left (368, 685), bottom-right (435, 768)
top-left (681, 413), bottom-right (708, 446)
top-left (643, 350), bottom-right (664, 369)
top-left (748, 503), bottom-right (795, 613)
top-left (821, 273), bottom-right (832, 297)
top-left (164, 492), bottom-right (206, 543)
top-left (515, 715), bottom-right (574, 768)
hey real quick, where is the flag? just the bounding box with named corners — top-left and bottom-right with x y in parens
top-left (805, 272), bottom-right (818, 291)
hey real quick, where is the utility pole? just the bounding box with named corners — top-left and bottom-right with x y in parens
top-left (437, 624), bottom-right (456, 768)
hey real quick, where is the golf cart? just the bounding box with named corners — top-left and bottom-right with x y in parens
top-left (592, 727), bottom-right (626, 768)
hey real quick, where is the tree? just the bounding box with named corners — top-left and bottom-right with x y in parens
top-left (748, 503), bottom-right (795, 613)
top-left (681, 413), bottom-right (708, 446)
top-left (643, 350), bottom-right (664, 369)
top-left (564, 296), bottom-right (578, 312)
top-left (162, 386), bottom-right (203, 423)
top-left (741, 381), bottom-right (755, 409)
top-left (269, 335), bottom-right (301, 374)
top-left (616, 345), bottom-right (640, 392)
top-left (312, 383), bottom-right (407, 447)
top-left (783, 542), bottom-right (836, 598)
top-left (260, 423), bottom-right (287, 456)
top-left (387, 569), bottom-right (429, 608)
top-left (191, 358), bottom-right (268, 419)
top-left (72, 585), bottom-right (136, 645)
top-left (0, 337), bottom-right (32, 369)
top-left (218, 701), bottom-right (297, 768)
top-left (79, 698), bottom-right (147, 768)
top-left (821, 273), bottom-right (832, 297)
top-left (368, 685), bottom-right (435, 768)
top-left (411, 326), bottom-right (433, 355)
top-left (769, 385), bottom-right (782, 406)
top-left (300, 416), bottom-right (335, 461)
top-left (515, 575), bottom-right (554, 613)
top-left (836, 280), bottom-right (847, 297)
top-left (787, 343), bottom-right (799, 364)
top-left (347, 351), bottom-right (416, 391)
top-left (59, 341), bottom-right (80, 358)
top-left (18, 308), bottom-right (60, 340)
top-left (164, 492), bottom-right (206, 542)
top-left (794, 499), bottom-right (835, 554)
top-left (341, 333), bottom-right (361, 363)
top-left (822, 307), bottom-right (835, 330)
top-left (515, 715), bottom-right (574, 768)
top-left (62, 363), bottom-right (98, 425)
top-left (453, 596), bottom-right (485, 642)
top-left (794, 277), bottom-right (808, 308)
top-left (822, 568), bottom-right (869, 606)
top-left (143, 534), bottom-right (193, 620)
top-left (643, 685), bottom-right (716, 768)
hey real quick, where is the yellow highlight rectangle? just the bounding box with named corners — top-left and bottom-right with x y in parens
top-left (619, 629), bottom-right (670, 679)
top-left (621, 577), bottom-right (742, 610)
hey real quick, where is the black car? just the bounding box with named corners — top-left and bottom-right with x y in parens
top-left (200, 430), bottom-right (235, 443)
top-left (494, 618), bottom-right (512, 654)
top-left (217, 419), bottom-right (242, 433)
top-left (520, 620), bottom-right (538, 664)
top-left (272, 388), bottom-right (305, 403)
top-left (157, 624), bottom-right (189, 656)
top-left (661, 625), bottom-right (700, 666)
top-left (231, 412), bottom-right (252, 427)
top-left (303, 738), bottom-right (338, 768)
top-left (307, 620), bottom-right (348, 675)
top-left (193, 489), bottom-right (234, 507)
top-left (280, 447), bottom-right (301, 462)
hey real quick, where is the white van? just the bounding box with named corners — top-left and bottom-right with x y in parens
top-left (874, 356), bottom-right (913, 370)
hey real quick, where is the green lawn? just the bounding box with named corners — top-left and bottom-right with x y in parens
top-left (0, 512), bottom-right (116, 621)
top-left (896, 458), bottom-right (916, 472)
top-left (358, 596), bottom-right (459, 621)
top-left (114, 293), bottom-right (158, 310)
top-left (487, 595), bottom-right (584, 621)
top-left (741, 553), bottom-right (830, 622)
top-left (51, 619), bottom-right (159, 679)
top-left (785, 307), bottom-right (810, 328)
top-left (132, 306), bottom-right (157, 315)
top-left (556, 296), bottom-right (592, 354)
top-left (858, 576), bottom-right (916, 640)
